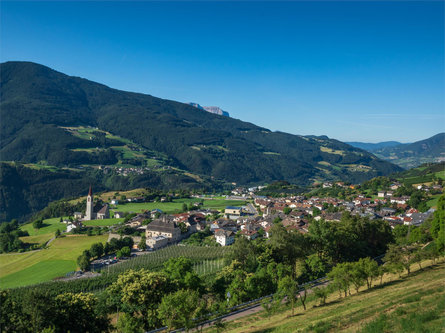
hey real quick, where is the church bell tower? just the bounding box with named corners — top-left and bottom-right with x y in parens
top-left (85, 185), bottom-right (93, 220)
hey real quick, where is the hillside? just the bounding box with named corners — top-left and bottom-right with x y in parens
top-left (215, 261), bottom-right (445, 333)
top-left (1, 61), bottom-right (401, 187)
top-left (0, 162), bottom-right (219, 222)
top-left (394, 162), bottom-right (445, 186)
top-left (369, 134), bottom-right (445, 169)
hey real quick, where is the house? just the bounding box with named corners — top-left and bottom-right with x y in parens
top-left (146, 216), bottom-right (181, 242)
top-left (215, 229), bottom-right (235, 246)
top-left (146, 235), bottom-right (169, 250)
top-left (409, 210), bottom-right (435, 226)
top-left (114, 211), bottom-right (125, 219)
top-left (111, 199), bottom-right (119, 205)
top-left (377, 191), bottom-right (386, 198)
top-left (67, 221), bottom-right (82, 233)
top-left (150, 209), bottom-right (163, 219)
top-left (225, 206), bottom-right (242, 217)
top-left (322, 212), bottom-right (343, 222)
top-left (390, 196), bottom-right (410, 205)
top-left (73, 212), bottom-right (83, 219)
top-left (127, 196), bottom-right (145, 203)
top-left (240, 229), bottom-right (259, 240)
top-left (264, 225), bottom-right (273, 238)
top-left (406, 208), bottom-right (419, 216)
top-left (379, 207), bottom-right (396, 216)
top-left (127, 220), bottom-right (142, 228)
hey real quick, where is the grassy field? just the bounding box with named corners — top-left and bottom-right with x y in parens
top-left (83, 218), bottom-right (124, 226)
top-left (113, 198), bottom-right (247, 214)
top-left (213, 261), bottom-right (445, 333)
top-left (20, 233), bottom-right (54, 246)
top-left (0, 234), bottom-right (108, 289)
top-left (20, 217), bottom-right (67, 236)
top-left (18, 217), bottom-right (67, 245)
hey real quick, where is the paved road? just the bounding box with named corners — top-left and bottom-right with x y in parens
top-left (193, 280), bottom-right (330, 332)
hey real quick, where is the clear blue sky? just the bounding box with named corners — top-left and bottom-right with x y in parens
top-left (1, 1), bottom-right (444, 143)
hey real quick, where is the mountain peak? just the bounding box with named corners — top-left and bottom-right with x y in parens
top-left (188, 103), bottom-right (230, 117)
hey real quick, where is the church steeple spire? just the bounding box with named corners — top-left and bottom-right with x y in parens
top-left (85, 185), bottom-right (94, 220)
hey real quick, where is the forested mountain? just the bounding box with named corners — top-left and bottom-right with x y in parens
top-left (371, 133), bottom-right (445, 169)
top-left (0, 162), bottom-right (218, 222)
top-left (0, 61), bottom-right (401, 187)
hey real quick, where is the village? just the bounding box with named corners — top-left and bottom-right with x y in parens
top-left (61, 179), bottom-right (440, 264)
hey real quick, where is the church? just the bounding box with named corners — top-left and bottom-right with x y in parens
top-left (83, 186), bottom-right (110, 220)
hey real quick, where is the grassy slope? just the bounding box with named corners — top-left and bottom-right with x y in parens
top-left (18, 217), bottom-right (68, 246)
top-left (21, 217), bottom-right (67, 236)
top-left (113, 198), bottom-right (247, 214)
top-left (82, 217), bottom-right (124, 226)
top-left (215, 261), bottom-right (445, 333)
top-left (0, 234), bottom-right (107, 288)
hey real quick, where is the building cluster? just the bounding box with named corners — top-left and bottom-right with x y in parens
top-left (98, 164), bottom-right (170, 177)
top-left (68, 182), bottom-right (440, 250)
top-left (109, 183), bottom-right (438, 249)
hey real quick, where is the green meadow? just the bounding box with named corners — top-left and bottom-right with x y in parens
top-left (82, 217), bottom-right (124, 226)
top-left (0, 234), bottom-right (108, 289)
top-left (113, 198), bottom-right (247, 214)
top-left (18, 217), bottom-right (67, 246)
top-left (21, 217), bottom-right (67, 236)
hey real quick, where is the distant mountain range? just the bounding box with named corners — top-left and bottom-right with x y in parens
top-left (346, 141), bottom-right (403, 152)
top-left (0, 61), bottom-right (403, 220)
top-left (348, 134), bottom-right (445, 169)
top-left (188, 103), bottom-right (230, 117)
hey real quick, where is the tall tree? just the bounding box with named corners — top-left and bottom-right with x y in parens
top-left (277, 276), bottom-right (299, 316)
top-left (106, 269), bottom-right (172, 330)
top-left (158, 289), bottom-right (201, 332)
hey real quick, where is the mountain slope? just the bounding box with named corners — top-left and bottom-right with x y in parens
top-left (0, 61), bottom-right (401, 186)
top-left (372, 133), bottom-right (445, 169)
top-left (0, 161), bottom-right (217, 222)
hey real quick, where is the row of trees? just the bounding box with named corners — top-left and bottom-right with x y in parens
top-left (77, 237), bottom-right (135, 271)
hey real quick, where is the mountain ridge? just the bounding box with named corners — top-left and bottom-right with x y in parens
top-left (0, 61), bottom-right (401, 187)
top-left (346, 141), bottom-right (403, 151)
top-left (350, 134), bottom-right (445, 169)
